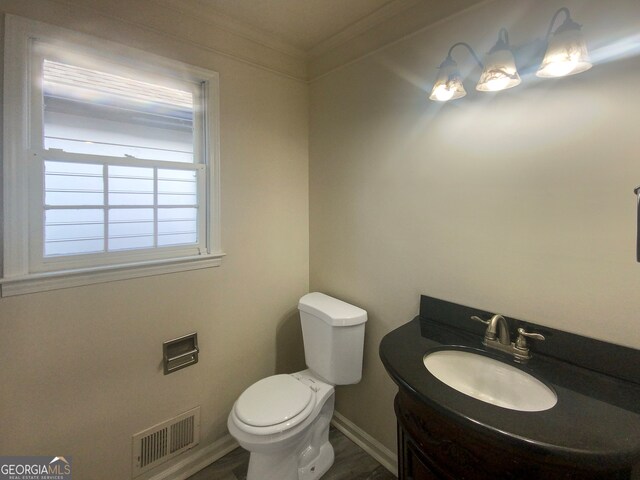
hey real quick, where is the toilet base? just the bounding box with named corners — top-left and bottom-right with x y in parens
top-left (245, 440), bottom-right (334, 480)
top-left (246, 449), bottom-right (300, 480)
top-left (298, 441), bottom-right (334, 480)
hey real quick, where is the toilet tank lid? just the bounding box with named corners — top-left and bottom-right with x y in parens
top-left (298, 292), bottom-right (367, 327)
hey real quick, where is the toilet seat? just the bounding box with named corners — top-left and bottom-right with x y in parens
top-left (232, 375), bottom-right (316, 435)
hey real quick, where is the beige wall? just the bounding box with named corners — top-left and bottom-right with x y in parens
top-left (310, 0), bottom-right (640, 452)
top-left (0, 1), bottom-right (308, 478)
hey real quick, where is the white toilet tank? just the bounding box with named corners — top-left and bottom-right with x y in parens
top-left (298, 292), bottom-right (367, 385)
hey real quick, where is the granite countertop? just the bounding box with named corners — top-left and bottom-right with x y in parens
top-left (380, 316), bottom-right (640, 469)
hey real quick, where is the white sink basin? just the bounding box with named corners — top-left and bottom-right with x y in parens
top-left (423, 349), bottom-right (557, 412)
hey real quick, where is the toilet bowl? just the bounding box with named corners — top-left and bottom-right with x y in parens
top-left (227, 370), bottom-right (335, 480)
top-left (227, 292), bottom-right (367, 480)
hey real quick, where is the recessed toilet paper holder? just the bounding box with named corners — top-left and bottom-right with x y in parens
top-left (163, 332), bottom-right (199, 374)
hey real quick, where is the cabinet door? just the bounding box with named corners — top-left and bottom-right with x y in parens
top-left (398, 422), bottom-right (447, 480)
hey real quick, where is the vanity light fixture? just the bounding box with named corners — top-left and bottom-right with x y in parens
top-left (429, 7), bottom-right (592, 102)
top-left (537, 7), bottom-right (592, 78)
top-left (476, 28), bottom-right (521, 92)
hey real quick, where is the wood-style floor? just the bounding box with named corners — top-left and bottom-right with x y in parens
top-left (188, 427), bottom-right (396, 480)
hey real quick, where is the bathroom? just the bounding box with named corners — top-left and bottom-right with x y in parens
top-left (0, 0), bottom-right (639, 478)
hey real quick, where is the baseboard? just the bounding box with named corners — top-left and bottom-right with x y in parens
top-left (331, 411), bottom-right (398, 477)
top-left (145, 433), bottom-right (239, 480)
top-left (143, 412), bottom-right (396, 479)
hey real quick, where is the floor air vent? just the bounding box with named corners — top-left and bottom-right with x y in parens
top-left (132, 406), bottom-right (200, 477)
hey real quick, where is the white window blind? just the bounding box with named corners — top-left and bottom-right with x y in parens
top-left (43, 60), bottom-right (196, 163)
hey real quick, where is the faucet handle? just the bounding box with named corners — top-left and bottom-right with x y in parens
top-left (470, 315), bottom-right (489, 325)
top-left (516, 328), bottom-right (545, 349)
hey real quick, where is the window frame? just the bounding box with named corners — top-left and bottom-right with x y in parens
top-left (1, 15), bottom-right (223, 296)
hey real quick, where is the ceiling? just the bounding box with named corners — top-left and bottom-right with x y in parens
top-left (152, 0), bottom-right (489, 79)
top-left (193, 0), bottom-right (406, 52)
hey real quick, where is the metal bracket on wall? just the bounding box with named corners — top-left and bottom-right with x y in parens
top-left (163, 332), bottom-right (199, 375)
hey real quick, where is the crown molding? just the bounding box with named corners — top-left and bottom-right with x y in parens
top-left (308, 0), bottom-right (421, 59)
top-left (308, 0), bottom-right (492, 81)
top-left (150, 0), bottom-right (307, 60)
top-left (39, 0), bottom-right (308, 81)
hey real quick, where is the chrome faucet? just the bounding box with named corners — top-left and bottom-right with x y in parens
top-left (471, 314), bottom-right (545, 363)
top-left (483, 314), bottom-right (510, 345)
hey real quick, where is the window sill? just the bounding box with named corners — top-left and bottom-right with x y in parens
top-left (0, 253), bottom-right (225, 296)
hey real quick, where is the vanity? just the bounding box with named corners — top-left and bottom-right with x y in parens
top-left (380, 295), bottom-right (640, 479)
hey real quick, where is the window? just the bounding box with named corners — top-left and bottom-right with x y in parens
top-left (1, 16), bottom-right (222, 296)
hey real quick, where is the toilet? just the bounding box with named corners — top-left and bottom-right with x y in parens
top-left (227, 292), bottom-right (367, 480)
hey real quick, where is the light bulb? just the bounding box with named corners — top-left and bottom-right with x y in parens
top-left (540, 59), bottom-right (579, 77)
top-left (432, 84), bottom-right (455, 102)
top-left (483, 76), bottom-right (512, 92)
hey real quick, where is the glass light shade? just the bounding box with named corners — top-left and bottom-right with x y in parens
top-left (537, 26), bottom-right (592, 78)
top-left (476, 49), bottom-right (521, 92)
top-left (429, 61), bottom-right (466, 102)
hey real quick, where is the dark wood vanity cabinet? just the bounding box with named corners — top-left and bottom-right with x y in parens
top-left (395, 388), bottom-right (633, 480)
